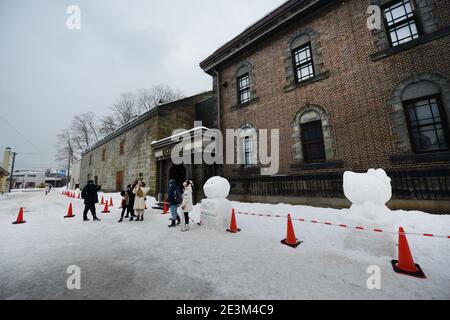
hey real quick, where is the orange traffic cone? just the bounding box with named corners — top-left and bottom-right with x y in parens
top-left (102, 202), bottom-right (110, 213)
top-left (65, 203), bottom-right (76, 218)
top-left (227, 209), bottom-right (241, 233)
top-left (100, 196), bottom-right (104, 205)
top-left (12, 207), bottom-right (26, 225)
top-left (162, 200), bottom-right (168, 215)
top-left (281, 214), bottom-right (302, 248)
top-left (391, 227), bottom-right (426, 278)
top-left (109, 197), bottom-right (114, 207)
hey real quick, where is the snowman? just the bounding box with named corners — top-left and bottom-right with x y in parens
top-left (342, 169), bottom-right (397, 257)
top-left (200, 176), bottom-right (233, 232)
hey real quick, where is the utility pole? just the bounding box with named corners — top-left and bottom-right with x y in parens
top-left (66, 154), bottom-right (73, 190)
top-left (8, 152), bottom-right (17, 193)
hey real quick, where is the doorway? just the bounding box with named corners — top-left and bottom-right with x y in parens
top-left (116, 171), bottom-right (124, 192)
top-left (169, 164), bottom-right (186, 189)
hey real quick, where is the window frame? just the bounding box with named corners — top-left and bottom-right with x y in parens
top-left (119, 140), bottom-right (125, 155)
top-left (382, 0), bottom-right (422, 48)
top-left (403, 94), bottom-right (450, 154)
top-left (237, 72), bottom-right (251, 105)
top-left (300, 120), bottom-right (326, 163)
top-left (292, 42), bottom-right (315, 84)
top-left (101, 149), bottom-right (106, 161)
top-left (243, 136), bottom-right (255, 168)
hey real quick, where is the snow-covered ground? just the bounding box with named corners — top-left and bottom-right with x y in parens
top-left (0, 190), bottom-right (449, 300)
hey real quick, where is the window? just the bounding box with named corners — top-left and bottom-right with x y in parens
top-left (243, 136), bottom-right (254, 167)
top-left (383, 0), bottom-right (420, 47)
top-left (119, 140), bottom-right (125, 155)
top-left (102, 149), bottom-right (106, 161)
top-left (89, 155), bottom-right (92, 166)
top-left (238, 73), bottom-right (251, 104)
top-left (301, 120), bottom-right (325, 163)
top-left (404, 95), bottom-right (449, 152)
top-left (293, 43), bottom-right (315, 83)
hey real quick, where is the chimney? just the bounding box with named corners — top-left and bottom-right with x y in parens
top-left (0, 147), bottom-right (11, 193)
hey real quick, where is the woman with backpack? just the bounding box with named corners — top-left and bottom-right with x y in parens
top-left (133, 181), bottom-right (150, 222)
top-left (168, 179), bottom-right (182, 228)
top-left (180, 180), bottom-right (193, 232)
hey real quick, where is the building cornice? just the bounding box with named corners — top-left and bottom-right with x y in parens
top-left (199, 0), bottom-right (331, 73)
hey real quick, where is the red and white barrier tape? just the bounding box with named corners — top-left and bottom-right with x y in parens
top-left (235, 211), bottom-right (450, 240)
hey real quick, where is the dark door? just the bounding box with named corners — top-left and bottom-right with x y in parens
top-left (116, 171), bottom-right (124, 192)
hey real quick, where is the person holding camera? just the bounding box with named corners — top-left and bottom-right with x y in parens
top-left (133, 181), bottom-right (149, 222)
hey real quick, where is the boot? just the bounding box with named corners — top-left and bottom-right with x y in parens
top-left (135, 215), bottom-right (141, 222)
top-left (118, 218), bottom-right (123, 223)
top-left (140, 216), bottom-right (144, 221)
top-left (176, 216), bottom-right (181, 226)
top-left (130, 216), bottom-right (134, 222)
top-left (94, 217), bottom-right (101, 222)
top-left (168, 219), bottom-right (176, 228)
top-left (181, 224), bottom-right (189, 232)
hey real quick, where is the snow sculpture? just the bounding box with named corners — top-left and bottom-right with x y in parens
top-left (343, 169), bottom-right (396, 257)
top-left (200, 176), bottom-right (232, 231)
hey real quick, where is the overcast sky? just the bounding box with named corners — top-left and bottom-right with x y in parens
top-left (0, 0), bottom-right (285, 171)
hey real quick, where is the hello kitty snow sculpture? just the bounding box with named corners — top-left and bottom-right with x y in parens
top-left (344, 169), bottom-right (392, 222)
top-left (343, 169), bottom-right (396, 256)
top-left (200, 176), bottom-right (232, 231)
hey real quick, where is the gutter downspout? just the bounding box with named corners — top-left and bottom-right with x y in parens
top-left (214, 69), bottom-right (221, 177)
top-left (214, 69), bottom-right (221, 131)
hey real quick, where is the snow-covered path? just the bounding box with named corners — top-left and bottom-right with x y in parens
top-left (0, 191), bottom-right (449, 300)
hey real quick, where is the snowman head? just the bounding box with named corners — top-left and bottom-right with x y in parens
top-left (204, 176), bottom-right (230, 199)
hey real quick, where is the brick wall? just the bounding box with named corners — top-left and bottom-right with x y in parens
top-left (216, 0), bottom-right (450, 178)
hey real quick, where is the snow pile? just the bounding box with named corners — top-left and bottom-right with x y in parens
top-left (343, 169), bottom-right (397, 257)
top-left (200, 176), bottom-right (232, 231)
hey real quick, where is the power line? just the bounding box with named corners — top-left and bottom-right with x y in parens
top-left (0, 115), bottom-right (41, 152)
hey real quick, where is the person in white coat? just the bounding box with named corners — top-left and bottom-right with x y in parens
top-left (133, 181), bottom-right (150, 222)
top-left (180, 180), bottom-right (193, 232)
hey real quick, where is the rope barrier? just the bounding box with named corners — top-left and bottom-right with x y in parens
top-left (235, 211), bottom-right (450, 240)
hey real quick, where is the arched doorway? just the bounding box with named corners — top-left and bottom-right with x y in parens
top-left (169, 164), bottom-right (186, 189)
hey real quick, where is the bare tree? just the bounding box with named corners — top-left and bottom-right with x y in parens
top-left (55, 129), bottom-right (77, 185)
top-left (136, 84), bottom-right (184, 114)
top-left (100, 92), bottom-right (138, 136)
top-left (71, 112), bottom-right (99, 152)
top-left (55, 129), bottom-right (75, 163)
top-left (99, 85), bottom-right (183, 136)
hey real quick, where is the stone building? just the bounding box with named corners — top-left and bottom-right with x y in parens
top-left (200, 0), bottom-right (450, 213)
top-left (79, 92), bottom-right (216, 204)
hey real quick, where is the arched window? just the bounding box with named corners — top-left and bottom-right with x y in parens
top-left (389, 73), bottom-right (450, 155)
top-left (291, 34), bottom-right (315, 83)
top-left (299, 110), bottom-right (325, 163)
top-left (236, 65), bottom-right (251, 104)
top-left (243, 136), bottom-right (254, 167)
top-left (402, 81), bottom-right (449, 152)
top-left (238, 124), bottom-right (257, 167)
top-left (292, 105), bottom-right (335, 164)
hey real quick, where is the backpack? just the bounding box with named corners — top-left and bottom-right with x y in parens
top-left (136, 188), bottom-right (144, 197)
top-left (173, 188), bottom-right (182, 205)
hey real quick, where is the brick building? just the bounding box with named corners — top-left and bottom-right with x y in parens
top-left (79, 92), bottom-right (217, 204)
top-left (200, 0), bottom-right (450, 213)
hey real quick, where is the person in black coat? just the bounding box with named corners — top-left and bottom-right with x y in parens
top-left (126, 181), bottom-right (138, 221)
top-left (81, 180), bottom-right (102, 221)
